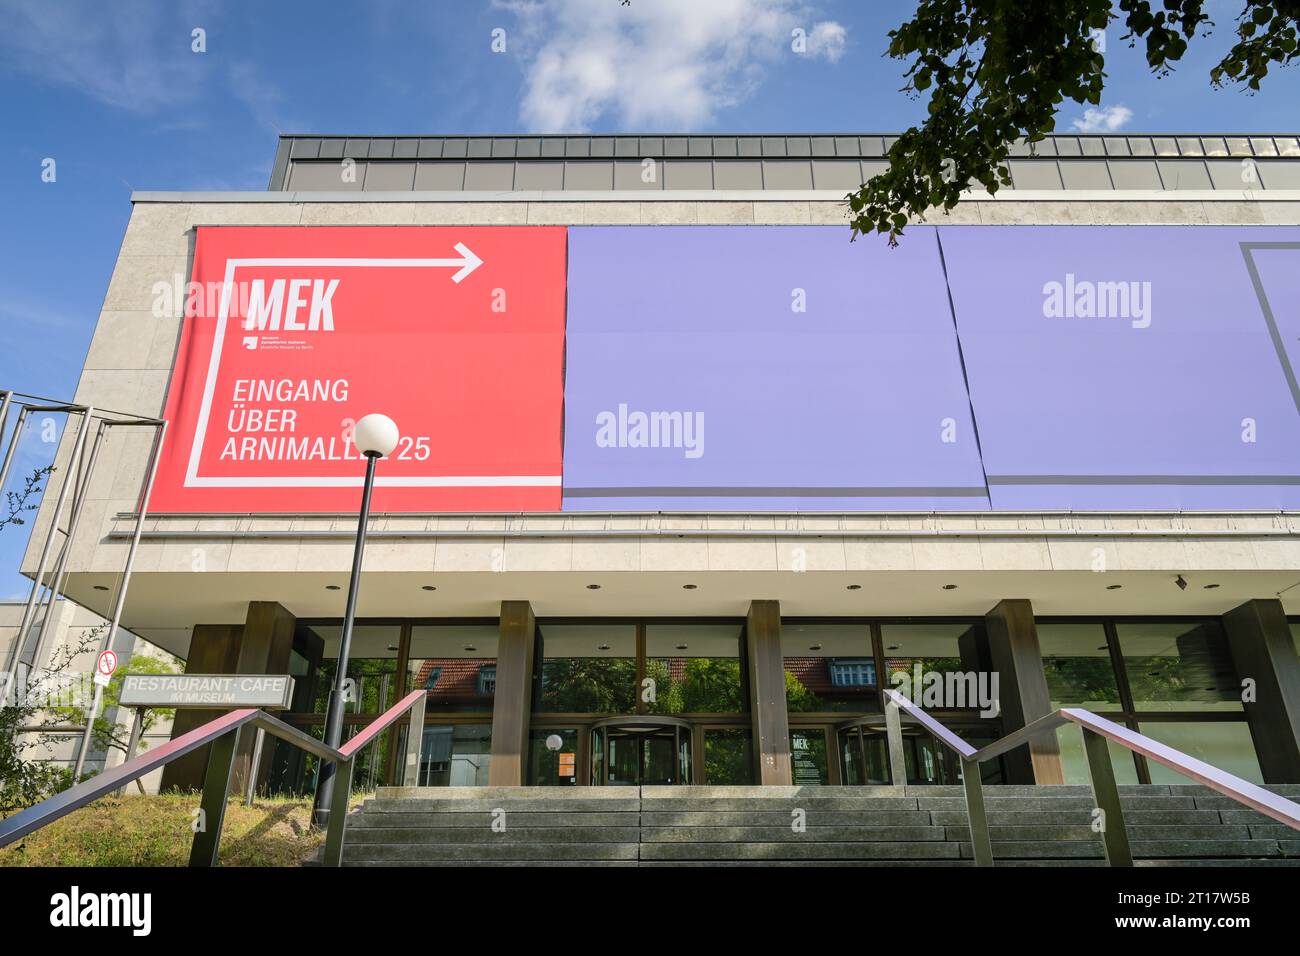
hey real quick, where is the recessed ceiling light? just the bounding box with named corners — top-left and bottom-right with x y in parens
top-left (463, 645), bottom-right (477, 652)
top-left (886, 645), bottom-right (899, 651)
top-left (941, 584), bottom-right (958, 590)
top-left (1096, 645), bottom-right (1109, 651)
top-left (387, 645), bottom-right (399, 652)
top-left (325, 585), bottom-right (341, 591)
top-left (809, 644), bottom-right (823, 651)
top-left (586, 584), bottom-right (601, 590)
top-left (682, 584), bottom-right (698, 590)
top-left (597, 643), bottom-right (611, 651)
top-left (846, 584), bottom-right (862, 591)
top-left (1106, 584), bottom-right (1122, 590)
top-left (92, 585), bottom-right (109, 591)
top-left (1203, 583), bottom-right (1220, 590)
top-left (675, 643), bottom-right (689, 650)
top-left (421, 585), bottom-right (437, 591)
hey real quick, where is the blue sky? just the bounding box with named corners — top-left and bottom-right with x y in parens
top-left (0, 0), bottom-right (1298, 597)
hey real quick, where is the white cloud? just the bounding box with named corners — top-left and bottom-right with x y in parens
top-left (806, 21), bottom-right (848, 63)
top-left (1071, 104), bottom-right (1134, 133)
top-left (496, 0), bottom-right (845, 132)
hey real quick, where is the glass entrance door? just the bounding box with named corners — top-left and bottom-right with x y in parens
top-left (590, 716), bottom-right (692, 785)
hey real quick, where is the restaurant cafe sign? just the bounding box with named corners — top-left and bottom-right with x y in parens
top-left (119, 674), bottom-right (295, 710)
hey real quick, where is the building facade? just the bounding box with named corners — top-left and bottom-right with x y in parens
top-left (18, 132), bottom-right (1300, 796)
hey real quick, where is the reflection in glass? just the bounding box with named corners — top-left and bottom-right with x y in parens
top-left (536, 624), bottom-right (637, 713)
top-left (306, 624), bottom-right (401, 715)
top-left (880, 624), bottom-right (984, 700)
top-left (1138, 721), bottom-right (1262, 784)
top-left (1038, 622), bottom-right (1122, 709)
top-left (419, 724), bottom-right (491, 786)
top-left (527, 728), bottom-right (579, 786)
top-left (1117, 622), bottom-right (1241, 712)
top-left (703, 729), bottom-right (753, 784)
top-left (838, 728), bottom-right (890, 785)
top-left (645, 624), bottom-right (745, 714)
top-left (781, 623), bottom-right (875, 713)
top-left (408, 624), bottom-right (499, 713)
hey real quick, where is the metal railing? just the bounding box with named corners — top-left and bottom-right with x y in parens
top-left (882, 688), bottom-right (1300, 866)
top-left (0, 689), bottom-right (427, 867)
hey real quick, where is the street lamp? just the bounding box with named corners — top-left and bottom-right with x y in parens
top-left (313, 413), bottom-right (400, 828)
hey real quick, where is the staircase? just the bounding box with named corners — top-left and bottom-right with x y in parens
top-left (334, 784), bottom-right (1300, 866)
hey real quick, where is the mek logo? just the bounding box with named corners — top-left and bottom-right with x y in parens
top-left (49, 885), bottom-right (151, 937)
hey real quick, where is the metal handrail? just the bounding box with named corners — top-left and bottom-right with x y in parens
top-left (882, 688), bottom-right (1300, 866)
top-left (0, 689), bottom-right (427, 867)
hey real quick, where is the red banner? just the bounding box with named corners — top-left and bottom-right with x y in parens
top-left (149, 226), bottom-right (567, 512)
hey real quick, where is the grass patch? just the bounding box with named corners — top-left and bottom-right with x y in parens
top-left (0, 793), bottom-right (332, 867)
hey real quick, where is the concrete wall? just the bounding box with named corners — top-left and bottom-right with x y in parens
top-left (20, 192), bottom-right (1300, 632)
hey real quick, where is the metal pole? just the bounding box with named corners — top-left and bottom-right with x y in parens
top-left (961, 757), bottom-right (994, 867)
top-left (401, 692), bottom-right (425, 787)
top-left (30, 421), bottom-right (108, 668)
top-left (0, 405), bottom-right (30, 498)
top-left (313, 451), bottom-right (380, 828)
top-left (245, 727), bottom-right (265, 806)
top-left (69, 420), bottom-right (165, 781)
top-left (114, 707), bottom-right (146, 798)
top-left (1082, 727), bottom-right (1134, 866)
top-left (884, 699), bottom-right (909, 788)
top-left (0, 391), bottom-right (13, 470)
top-left (72, 684), bottom-right (105, 783)
top-left (8, 407), bottom-right (92, 678)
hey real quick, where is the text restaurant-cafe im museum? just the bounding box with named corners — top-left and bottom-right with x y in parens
top-left (10, 130), bottom-right (1300, 799)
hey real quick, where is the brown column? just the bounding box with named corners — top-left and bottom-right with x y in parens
top-left (488, 601), bottom-right (536, 786)
top-left (230, 601), bottom-right (296, 793)
top-left (747, 600), bottom-right (792, 785)
top-left (159, 624), bottom-right (242, 791)
top-left (984, 598), bottom-right (1064, 785)
top-left (1222, 599), bottom-right (1300, 783)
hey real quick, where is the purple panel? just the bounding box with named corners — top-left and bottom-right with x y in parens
top-left (562, 226), bottom-right (988, 510)
top-left (941, 226), bottom-right (1300, 509)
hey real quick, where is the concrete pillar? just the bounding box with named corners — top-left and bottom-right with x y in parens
top-left (230, 601), bottom-right (296, 794)
top-left (1222, 599), bottom-right (1300, 783)
top-left (159, 623), bottom-right (242, 792)
top-left (747, 600), bottom-right (792, 785)
top-left (488, 601), bottom-right (536, 786)
top-left (984, 598), bottom-right (1065, 785)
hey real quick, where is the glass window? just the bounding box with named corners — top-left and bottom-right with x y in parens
top-left (1038, 622), bottom-right (1122, 710)
top-left (703, 729), bottom-right (753, 784)
top-left (881, 623), bottom-right (992, 712)
top-left (527, 728), bottom-right (579, 786)
top-left (644, 624), bottom-right (745, 714)
top-left (408, 624), bottom-right (498, 713)
top-left (536, 624), bottom-right (637, 713)
top-left (1054, 723), bottom-right (1141, 786)
top-left (838, 728), bottom-right (890, 785)
top-left (1116, 621), bottom-right (1241, 712)
top-left (781, 623), bottom-right (875, 713)
top-left (306, 624), bottom-right (401, 715)
top-left (1137, 721), bottom-right (1262, 785)
top-left (418, 724), bottom-right (491, 786)
top-left (790, 729), bottom-right (829, 785)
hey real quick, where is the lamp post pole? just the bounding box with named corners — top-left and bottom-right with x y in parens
top-left (313, 414), bottom-right (398, 828)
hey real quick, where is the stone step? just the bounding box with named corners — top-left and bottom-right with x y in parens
top-left (962, 824), bottom-right (1251, 842)
top-left (350, 811), bottom-right (637, 828)
top-left (632, 797), bottom-right (921, 811)
top-left (639, 825), bottom-right (948, 843)
top-left (954, 839), bottom-right (1284, 859)
top-left (362, 798), bottom-right (640, 813)
top-left (929, 809), bottom-right (1223, 826)
top-left (640, 810), bottom-right (933, 827)
top-left (916, 796), bottom-right (1198, 812)
top-left (638, 841), bottom-right (961, 861)
top-left (342, 842), bottom-right (641, 863)
top-left (346, 826), bottom-right (641, 844)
